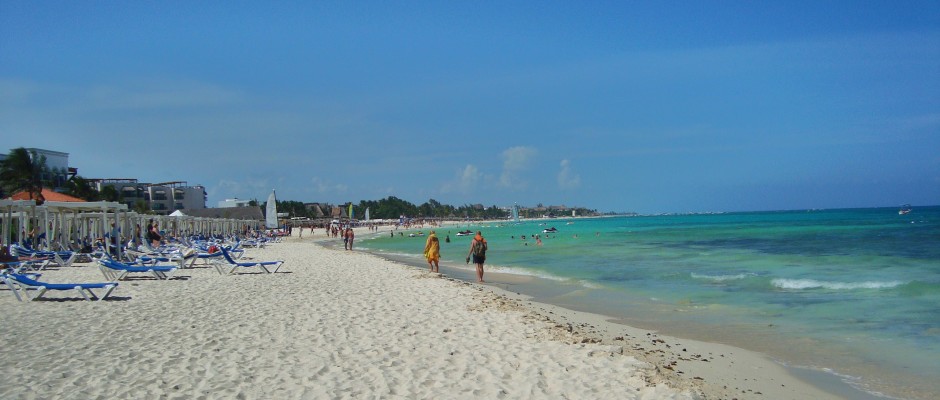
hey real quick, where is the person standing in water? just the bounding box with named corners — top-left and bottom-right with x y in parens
top-left (424, 230), bottom-right (441, 273)
top-left (466, 231), bottom-right (487, 283)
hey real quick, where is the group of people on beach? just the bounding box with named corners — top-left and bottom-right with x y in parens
top-left (325, 225), bottom-right (356, 251)
top-left (423, 230), bottom-right (487, 283)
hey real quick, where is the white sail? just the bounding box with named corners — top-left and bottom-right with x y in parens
top-left (365, 207), bottom-right (370, 222)
top-left (512, 203), bottom-right (520, 223)
top-left (265, 190), bottom-right (278, 229)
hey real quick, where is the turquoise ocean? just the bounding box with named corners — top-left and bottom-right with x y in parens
top-left (360, 207), bottom-right (940, 399)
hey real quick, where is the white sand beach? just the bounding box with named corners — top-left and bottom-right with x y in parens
top-left (1, 230), bottom-right (844, 399)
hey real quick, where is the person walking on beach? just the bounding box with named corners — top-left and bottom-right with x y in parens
top-left (345, 227), bottom-right (355, 250)
top-left (424, 230), bottom-right (441, 273)
top-left (466, 231), bottom-right (487, 283)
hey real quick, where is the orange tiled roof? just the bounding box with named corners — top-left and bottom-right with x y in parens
top-left (9, 188), bottom-right (85, 202)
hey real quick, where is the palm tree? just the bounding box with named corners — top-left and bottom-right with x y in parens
top-left (0, 147), bottom-right (47, 204)
top-left (62, 175), bottom-right (100, 201)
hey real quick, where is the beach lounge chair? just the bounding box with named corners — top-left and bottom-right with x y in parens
top-left (184, 241), bottom-right (245, 268)
top-left (2, 273), bottom-right (118, 302)
top-left (96, 259), bottom-right (179, 281)
top-left (11, 244), bottom-right (77, 268)
top-left (211, 247), bottom-right (284, 275)
top-left (219, 242), bottom-right (246, 260)
top-left (4, 258), bottom-right (51, 271)
top-left (52, 251), bottom-right (77, 268)
top-left (125, 244), bottom-right (195, 268)
top-left (1, 263), bottom-right (39, 276)
top-left (125, 248), bottom-right (173, 264)
top-left (186, 249), bottom-right (225, 268)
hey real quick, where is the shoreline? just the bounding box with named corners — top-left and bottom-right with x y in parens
top-left (349, 226), bottom-right (895, 400)
top-left (0, 228), bottom-right (886, 399)
top-left (336, 228), bottom-right (857, 400)
top-left (3, 233), bottom-right (697, 399)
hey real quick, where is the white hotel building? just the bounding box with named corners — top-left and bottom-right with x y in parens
top-left (2, 147), bottom-right (208, 215)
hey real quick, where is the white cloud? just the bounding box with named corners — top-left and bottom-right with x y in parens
top-left (442, 164), bottom-right (482, 193)
top-left (209, 178), bottom-right (271, 202)
top-left (558, 159), bottom-right (581, 190)
top-left (311, 177), bottom-right (348, 194)
top-left (458, 164), bottom-right (482, 192)
top-left (499, 146), bottom-right (537, 188)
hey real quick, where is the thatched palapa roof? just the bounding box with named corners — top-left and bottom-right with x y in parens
top-left (178, 206), bottom-right (264, 221)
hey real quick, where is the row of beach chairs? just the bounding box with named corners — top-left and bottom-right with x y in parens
top-left (2, 237), bottom-right (285, 302)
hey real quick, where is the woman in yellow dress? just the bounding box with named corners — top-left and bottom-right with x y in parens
top-left (424, 230), bottom-right (441, 273)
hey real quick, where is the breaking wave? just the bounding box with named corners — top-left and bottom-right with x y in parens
top-left (771, 278), bottom-right (906, 291)
top-left (691, 272), bottom-right (757, 282)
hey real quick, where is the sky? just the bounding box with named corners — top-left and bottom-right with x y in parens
top-left (2, 1), bottom-right (938, 214)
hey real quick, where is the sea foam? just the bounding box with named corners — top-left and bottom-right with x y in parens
top-left (690, 272), bottom-right (757, 282)
top-left (771, 278), bottom-right (905, 290)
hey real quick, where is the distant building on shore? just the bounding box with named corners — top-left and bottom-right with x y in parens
top-left (331, 206), bottom-right (345, 219)
top-left (219, 198), bottom-right (251, 208)
top-left (177, 206), bottom-right (264, 221)
top-left (0, 148), bottom-right (77, 190)
top-left (4, 147), bottom-right (208, 215)
top-left (91, 178), bottom-right (207, 215)
top-left (304, 203), bottom-right (328, 218)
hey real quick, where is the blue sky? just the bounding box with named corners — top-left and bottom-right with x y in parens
top-left (2, 1), bottom-right (938, 213)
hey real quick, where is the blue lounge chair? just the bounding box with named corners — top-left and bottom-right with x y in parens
top-left (96, 259), bottom-right (179, 281)
top-left (124, 248), bottom-right (180, 265)
top-left (184, 242), bottom-right (244, 268)
top-left (2, 273), bottom-right (118, 302)
top-left (186, 249), bottom-right (225, 268)
top-left (212, 247), bottom-right (285, 275)
top-left (12, 244), bottom-right (77, 268)
top-left (3, 257), bottom-right (51, 271)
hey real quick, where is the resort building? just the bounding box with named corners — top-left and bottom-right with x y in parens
top-left (4, 147), bottom-right (207, 215)
top-left (219, 198), bottom-right (251, 208)
top-left (177, 206), bottom-right (264, 221)
top-left (0, 148), bottom-right (77, 190)
top-left (92, 179), bottom-right (207, 215)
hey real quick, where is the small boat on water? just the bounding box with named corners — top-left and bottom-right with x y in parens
top-left (455, 230), bottom-right (474, 236)
top-left (542, 227), bottom-right (558, 233)
top-left (899, 204), bottom-right (912, 215)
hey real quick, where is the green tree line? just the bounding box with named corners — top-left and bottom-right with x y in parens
top-left (263, 196), bottom-right (511, 221)
top-left (266, 196), bottom-right (597, 221)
